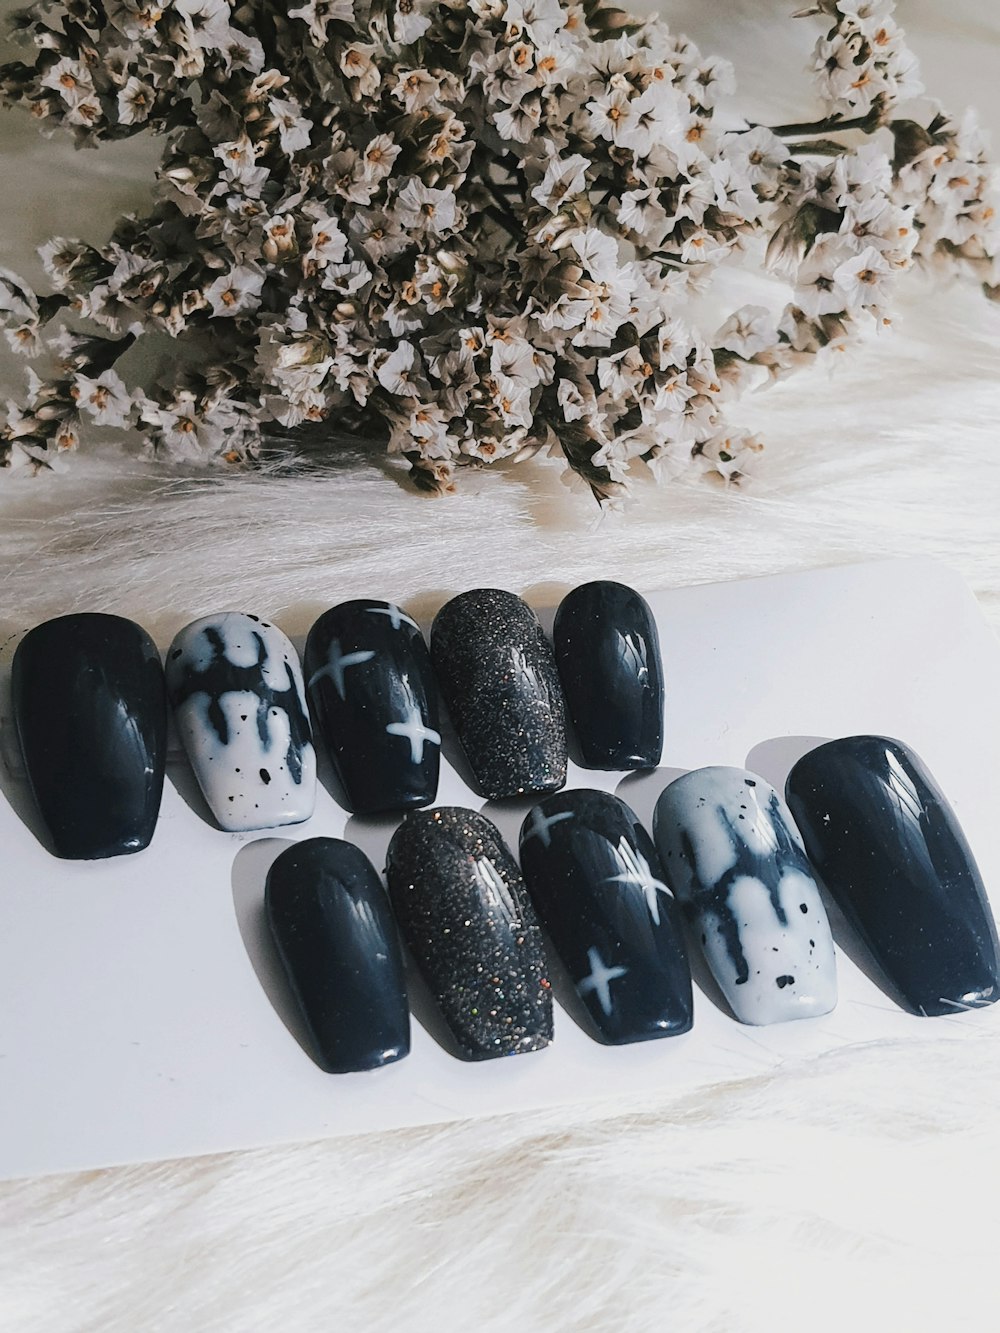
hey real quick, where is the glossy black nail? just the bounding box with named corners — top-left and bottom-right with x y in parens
top-left (385, 807), bottom-right (553, 1060)
top-left (519, 789), bottom-right (692, 1044)
top-left (786, 736), bottom-right (1000, 1017)
top-left (553, 581), bottom-right (664, 770)
top-left (430, 589), bottom-right (567, 800)
top-left (11, 612), bottom-right (167, 859)
top-left (304, 599), bottom-right (440, 816)
top-left (265, 837), bottom-right (410, 1073)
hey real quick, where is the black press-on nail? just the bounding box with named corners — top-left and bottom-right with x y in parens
top-left (385, 807), bottom-right (553, 1060)
top-left (11, 612), bottom-right (167, 859)
top-left (786, 736), bottom-right (1000, 1017)
top-left (654, 767), bottom-right (838, 1025)
top-left (265, 837), bottom-right (410, 1073)
top-left (553, 581), bottom-right (664, 770)
top-left (430, 589), bottom-right (567, 800)
top-left (305, 600), bottom-right (440, 815)
top-left (519, 789), bottom-right (692, 1044)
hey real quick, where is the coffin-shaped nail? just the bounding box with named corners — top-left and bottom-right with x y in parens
top-left (385, 807), bottom-right (553, 1059)
top-left (654, 767), bottom-right (837, 1025)
top-left (519, 790), bottom-right (692, 1043)
top-left (786, 736), bottom-right (1000, 1016)
top-left (553, 582), bottom-right (664, 770)
top-left (265, 837), bottom-right (410, 1072)
top-left (11, 612), bottom-right (167, 859)
top-left (304, 600), bottom-right (440, 815)
top-left (166, 613), bottom-right (315, 832)
top-left (430, 590), bottom-right (567, 800)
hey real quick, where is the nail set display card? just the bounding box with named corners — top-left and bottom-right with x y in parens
top-left (0, 557), bottom-right (997, 1182)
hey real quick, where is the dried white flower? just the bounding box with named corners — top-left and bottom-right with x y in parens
top-left (73, 369), bottom-right (133, 428)
top-left (204, 266), bottom-right (266, 317)
top-left (117, 75), bottom-right (155, 125)
top-left (1, 0), bottom-right (997, 499)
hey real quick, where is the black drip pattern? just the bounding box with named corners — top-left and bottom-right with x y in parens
top-left (171, 626), bottom-right (310, 785)
top-left (684, 791), bottom-right (812, 987)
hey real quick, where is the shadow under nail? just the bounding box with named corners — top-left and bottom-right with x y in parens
top-left (343, 809), bottom-right (403, 878)
top-left (615, 765), bottom-right (689, 830)
top-left (230, 836), bottom-right (332, 1069)
top-left (479, 794), bottom-right (539, 853)
top-left (519, 581), bottom-right (574, 638)
top-left (744, 735), bottom-right (832, 792)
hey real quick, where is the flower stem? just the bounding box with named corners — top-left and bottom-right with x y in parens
top-left (785, 138), bottom-right (853, 156)
top-left (767, 113), bottom-right (878, 137)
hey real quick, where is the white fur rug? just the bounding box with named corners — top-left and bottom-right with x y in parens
top-left (2, 2), bottom-right (1000, 1329)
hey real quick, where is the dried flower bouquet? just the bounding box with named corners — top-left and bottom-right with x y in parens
top-left (0, 0), bottom-right (997, 500)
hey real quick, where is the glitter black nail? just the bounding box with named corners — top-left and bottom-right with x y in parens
top-left (519, 789), bottom-right (692, 1044)
top-left (305, 599), bottom-right (440, 816)
top-left (430, 589), bottom-right (567, 800)
top-left (553, 580), bottom-right (664, 770)
top-left (385, 807), bottom-right (553, 1060)
top-left (266, 837), bottom-right (410, 1073)
top-left (11, 613), bottom-right (167, 859)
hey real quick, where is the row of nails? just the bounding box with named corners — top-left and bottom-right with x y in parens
top-left (8, 581), bottom-right (658, 859)
top-left (271, 741), bottom-right (1000, 1072)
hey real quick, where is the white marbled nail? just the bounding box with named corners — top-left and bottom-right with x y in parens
top-left (166, 612), bottom-right (316, 833)
top-left (653, 766), bottom-right (837, 1025)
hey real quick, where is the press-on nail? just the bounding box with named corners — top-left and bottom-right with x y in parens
top-left (654, 766), bottom-right (837, 1025)
top-left (553, 581), bottom-right (664, 770)
top-left (265, 837), bottom-right (410, 1073)
top-left (305, 599), bottom-right (440, 815)
top-left (166, 612), bottom-right (315, 832)
top-left (519, 789), bottom-right (692, 1043)
top-left (385, 807), bottom-right (553, 1060)
top-left (786, 735), bottom-right (1000, 1016)
top-left (11, 612), bottom-right (167, 859)
top-left (430, 589), bottom-right (567, 800)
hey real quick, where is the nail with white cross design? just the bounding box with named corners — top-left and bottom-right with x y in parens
top-left (519, 789), bottom-right (692, 1044)
top-left (305, 599), bottom-right (441, 815)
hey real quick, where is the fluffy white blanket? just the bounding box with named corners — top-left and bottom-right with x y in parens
top-left (1, 2), bottom-right (999, 1329)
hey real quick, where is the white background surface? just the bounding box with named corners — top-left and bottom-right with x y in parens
top-left (1, 1), bottom-right (1000, 1329)
top-left (1, 558), bottom-right (996, 1181)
